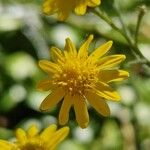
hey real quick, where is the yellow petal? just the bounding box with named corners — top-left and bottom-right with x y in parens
top-left (48, 127), bottom-right (69, 149)
top-left (88, 2), bottom-right (97, 7)
top-left (64, 38), bottom-right (77, 56)
top-left (93, 81), bottom-right (121, 101)
top-left (50, 47), bottom-right (64, 62)
top-left (85, 91), bottom-right (110, 116)
top-left (97, 55), bottom-right (126, 69)
top-left (57, 0), bottom-right (74, 21)
top-left (88, 0), bottom-right (101, 6)
top-left (99, 70), bottom-right (129, 83)
top-left (40, 124), bottom-right (57, 141)
top-left (40, 87), bottom-right (65, 111)
top-left (58, 11), bottom-right (70, 21)
top-left (36, 78), bottom-right (54, 91)
top-left (15, 128), bottom-right (27, 143)
top-left (63, 50), bottom-right (70, 60)
top-left (42, 0), bottom-right (56, 15)
top-left (27, 125), bottom-right (38, 138)
top-left (73, 94), bottom-right (89, 128)
top-left (59, 94), bottom-right (72, 125)
top-left (78, 35), bottom-right (93, 59)
top-left (88, 41), bottom-right (113, 62)
top-left (39, 60), bottom-right (61, 74)
top-left (0, 140), bottom-right (12, 150)
top-left (74, 2), bottom-right (87, 15)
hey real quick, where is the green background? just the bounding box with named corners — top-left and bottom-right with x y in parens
top-left (0, 0), bottom-right (150, 149)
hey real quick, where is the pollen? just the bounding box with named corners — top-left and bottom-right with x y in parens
top-left (52, 59), bottom-right (99, 95)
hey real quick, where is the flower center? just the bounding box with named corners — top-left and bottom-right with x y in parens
top-left (12, 138), bottom-right (48, 150)
top-left (20, 143), bottom-right (46, 150)
top-left (54, 59), bottom-right (99, 95)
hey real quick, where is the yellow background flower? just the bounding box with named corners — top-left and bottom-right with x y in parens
top-left (0, 124), bottom-right (69, 150)
top-left (43, 0), bottom-right (101, 20)
top-left (37, 35), bottom-right (129, 128)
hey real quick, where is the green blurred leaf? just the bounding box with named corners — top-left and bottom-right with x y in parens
top-left (0, 128), bottom-right (13, 139)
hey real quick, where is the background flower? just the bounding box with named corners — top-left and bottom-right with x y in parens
top-left (0, 124), bottom-right (69, 150)
top-left (43, 0), bottom-right (101, 20)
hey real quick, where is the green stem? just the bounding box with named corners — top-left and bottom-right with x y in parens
top-left (135, 5), bottom-right (146, 45)
top-left (114, 5), bottom-right (132, 43)
top-left (91, 9), bottom-right (150, 67)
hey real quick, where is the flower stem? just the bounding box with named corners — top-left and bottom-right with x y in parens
top-left (134, 5), bottom-right (146, 45)
top-left (91, 9), bottom-right (150, 67)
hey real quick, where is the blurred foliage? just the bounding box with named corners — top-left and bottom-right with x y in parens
top-left (0, 0), bottom-right (150, 150)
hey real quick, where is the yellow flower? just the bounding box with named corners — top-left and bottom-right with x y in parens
top-left (43, 0), bottom-right (101, 20)
top-left (0, 124), bottom-right (69, 150)
top-left (37, 35), bottom-right (129, 128)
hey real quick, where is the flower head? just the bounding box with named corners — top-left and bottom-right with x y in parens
top-left (37, 35), bottom-right (129, 128)
top-left (43, 0), bottom-right (101, 20)
top-left (0, 124), bottom-right (69, 150)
